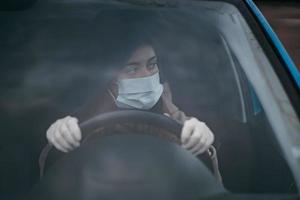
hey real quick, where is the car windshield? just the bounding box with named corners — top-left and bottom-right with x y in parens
top-left (0, 0), bottom-right (298, 199)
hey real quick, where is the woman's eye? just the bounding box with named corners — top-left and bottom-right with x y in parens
top-left (148, 62), bottom-right (158, 70)
top-left (125, 66), bottom-right (137, 74)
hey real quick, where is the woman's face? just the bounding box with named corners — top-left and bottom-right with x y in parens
top-left (117, 45), bottom-right (159, 80)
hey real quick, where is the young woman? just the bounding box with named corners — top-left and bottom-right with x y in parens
top-left (45, 44), bottom-right (214, 155)
top-left (39, 10), bottom-right (220, 181)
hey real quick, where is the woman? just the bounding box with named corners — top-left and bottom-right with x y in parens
top-left (45, 44), bottom-right (214, 154)
top-left (39, 10), bottom-right (219, 180)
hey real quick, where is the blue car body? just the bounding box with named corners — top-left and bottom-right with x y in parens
top-left (245, 0), bottom-right (300, 90)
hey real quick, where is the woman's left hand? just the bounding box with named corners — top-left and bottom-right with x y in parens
top-left (181, 118), bottom-right (214, 155)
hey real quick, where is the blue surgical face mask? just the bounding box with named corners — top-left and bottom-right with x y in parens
top-left (113, 72), bottom-right (163, 110)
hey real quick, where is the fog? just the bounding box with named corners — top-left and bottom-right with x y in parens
top-left (0, 1), bottom-right (288, 199)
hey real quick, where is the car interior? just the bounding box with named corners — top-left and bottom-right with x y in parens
top-left (0, 0), bottom-right (298, 199)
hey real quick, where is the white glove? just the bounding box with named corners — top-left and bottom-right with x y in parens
top-left (46, 116), bottom-right (82, 153)
top-left (181, 118), bottom-right (214, 155)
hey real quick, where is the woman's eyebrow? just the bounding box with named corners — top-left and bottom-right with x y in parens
top-left (126, 61), bottom-right (140, 66)
top-left (148, 56), bottom-right (157, 63)
top-left (126, 56), bottom-right (157, 66)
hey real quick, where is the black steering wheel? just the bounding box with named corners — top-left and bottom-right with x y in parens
top-left (79, 110), bottom-right (182, 142)
top-left (43, 110), bottom-right (183, 170)
top-left (30, 110), bottom-right (225, 200)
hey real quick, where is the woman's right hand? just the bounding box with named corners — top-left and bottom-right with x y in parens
top-left (46, 116), bottom-right (82, 153)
